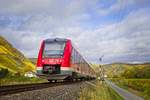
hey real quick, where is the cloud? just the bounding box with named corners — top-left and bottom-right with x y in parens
top-left (19, 13), bottom-right (90, 33)
top-left (0, 0), bottom-right (98, 15)
top-left (0, 1), bottom-right (150, 63)
top-left (98, 0), bottom-right (150, 16)
top-left (0, 0), bottom-right (63, 15)
top-left (0, 0), bottom-right (97, 32)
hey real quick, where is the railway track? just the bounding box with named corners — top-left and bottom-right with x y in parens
top-left (0, 81), bottom-right (80, 96)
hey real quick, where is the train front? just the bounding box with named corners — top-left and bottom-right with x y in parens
top-left (36, 38), bottom-right (72, 80)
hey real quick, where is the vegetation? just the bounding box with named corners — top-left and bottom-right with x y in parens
top-left (0, 75), bottom-right (47, 86)
top-left (80, 81), bottom-right (123, 100)
top-left (29, 58), bottom-right (37, 65)
top-left (100, 63), bottom-right (150, 100)
top-left (0, 68), bottom-right (9, 78)
top-left (102, 63), bottom-right (150, 78)
top-left (91, 64), bottom-right (100, 76)
top-left (0, 36), bottom-right (35, 76)
top-left (0, 35), bottom-right (44, 85)
top-left (120, 65), bottom-right (150, 79)
top-left (111, 78), bottom-right (150, 100)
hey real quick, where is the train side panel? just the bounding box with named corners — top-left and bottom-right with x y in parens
top-left (70, 45), bottom-right (96, 79)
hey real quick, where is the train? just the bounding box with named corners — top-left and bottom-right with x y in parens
top-left (36, 38), bottom-right (96, 82)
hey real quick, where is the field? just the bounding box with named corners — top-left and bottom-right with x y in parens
top-left (80, 81), bottom-right (123, 100)
top-left (110, 78), bottom-right (150, 100)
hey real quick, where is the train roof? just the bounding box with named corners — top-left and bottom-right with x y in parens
top-left (44, 38), bottom-right (69, 43)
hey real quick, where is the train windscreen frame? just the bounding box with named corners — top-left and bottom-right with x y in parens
top-left (43, 41), bottom-right (66, 58)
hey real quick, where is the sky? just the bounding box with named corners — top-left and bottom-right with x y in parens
top-left (0, 0), bottom-right (150, 64)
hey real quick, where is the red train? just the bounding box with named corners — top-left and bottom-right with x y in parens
top-left (36, 38), bottom-right (96, 81)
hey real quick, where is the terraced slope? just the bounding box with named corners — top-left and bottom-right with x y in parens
top-left (0, 36), bottom-right (35, 75)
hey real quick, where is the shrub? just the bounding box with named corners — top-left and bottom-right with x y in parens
top-left (0, 68), bottom-right (9, 78)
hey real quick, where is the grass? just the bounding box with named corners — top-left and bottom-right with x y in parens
top-left (79, 81), bottom-right (123, 100)
top-left (0, 75), bottom-right (47, 86)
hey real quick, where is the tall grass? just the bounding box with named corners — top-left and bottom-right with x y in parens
top-left (80, 81), bottom-right (123, 100)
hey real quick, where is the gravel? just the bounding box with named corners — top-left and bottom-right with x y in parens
top-left (0, 81), bottom-right (90, 100)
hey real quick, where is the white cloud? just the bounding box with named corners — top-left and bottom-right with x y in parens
top-left (0, 0), bottom-right (98, 16)
top-left (98, 0), bottom-right (150, 16)
top-left (0, 1), bottom-right (150, 63)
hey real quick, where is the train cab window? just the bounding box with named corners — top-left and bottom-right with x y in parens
top-left (43, 41), bottom-right (66, 58)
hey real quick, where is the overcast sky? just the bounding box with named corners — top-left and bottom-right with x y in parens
top-left (0, 0), bottom-right (150, 64)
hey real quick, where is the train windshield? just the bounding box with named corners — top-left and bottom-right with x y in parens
top-left (43, 42), bottom-right (66, 58)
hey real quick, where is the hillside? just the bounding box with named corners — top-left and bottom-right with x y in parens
top-left (102, 63), bottom-right (150, 78)
top-left (91, 63), bottom-right (150, 78)
top-left (29, 58), bottom-right (37, 65)
top-left (0, 36), bottom-right (35, 76)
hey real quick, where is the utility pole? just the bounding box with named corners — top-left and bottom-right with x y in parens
top-left (99, 55), bottom-right (104, 81)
